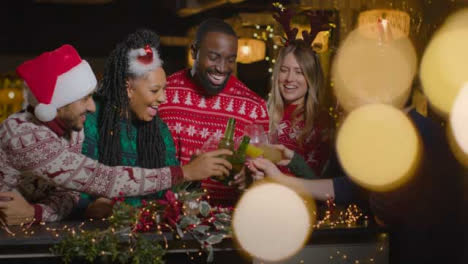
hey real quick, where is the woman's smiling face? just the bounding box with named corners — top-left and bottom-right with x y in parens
top-left (127, 67), bottom-right (167, 122)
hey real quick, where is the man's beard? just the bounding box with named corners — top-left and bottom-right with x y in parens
top-left (68, 119), bottom-right (83, 132)
top-left (197, 70), bottom-right (231, 96)
top-left (61, 113), bottom-right (85, 132)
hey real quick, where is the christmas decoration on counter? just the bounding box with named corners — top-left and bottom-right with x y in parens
top-left (50, 185), bottom-right (233, 263)
top-left (0, 189), bottom-right (371, 264)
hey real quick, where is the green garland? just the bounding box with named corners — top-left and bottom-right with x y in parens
top-left (51, 186), bottom-right (233, 264)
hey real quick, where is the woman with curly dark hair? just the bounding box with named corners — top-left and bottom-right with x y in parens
top-left (79, 29), bottom-right (231, 216)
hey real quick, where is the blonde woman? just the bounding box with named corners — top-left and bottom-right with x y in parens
top-left (268, 39), bottom-right (332, 177)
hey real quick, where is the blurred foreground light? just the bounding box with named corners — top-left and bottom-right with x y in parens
top-left (448, 84), bottom-right (468, 167)
top-left (358, 9), bottom-right (410, 39)
top-left (336, 104), bottom-right (421, 191)
top-left (441, 8), bottom-right (468, 31)
top-left (332, 23), bottom-right (416, 112)
top-left (232, 182), bottom-right (315, 262)
top-left (420, 8), bottom-right (468, 116)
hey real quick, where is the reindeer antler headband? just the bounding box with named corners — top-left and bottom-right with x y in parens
top-left (272, 4), bottom-right (298, 47)
top-left (272, 4), bottom-right (331, 47)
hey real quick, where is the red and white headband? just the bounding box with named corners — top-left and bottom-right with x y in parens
top-left (127, 44), bottom-right (162, 76)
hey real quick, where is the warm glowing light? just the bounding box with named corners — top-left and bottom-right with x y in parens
top-left (358, 9), bottom-right (410, 39)
top-left (332, 24), bottom-right (416, 112)
top-left (240, 45), bottom-right (251, 56)
top-left (441, 8), bottom-right (468, 31)
top-left (236, 38), bottom-right (266, 64)
top-left (448, 84), bottom-right (468, 167)
top-left (420, 8), bottom-right (468, 116)
top-left (336, 104), bottom-right (420, 191)
top-left (233, 182), bottom-right (315, 262)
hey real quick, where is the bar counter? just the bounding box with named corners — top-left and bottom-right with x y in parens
top-left (0, 218), bottom-right (388, 264)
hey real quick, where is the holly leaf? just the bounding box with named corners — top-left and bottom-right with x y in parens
top-left (179, 215), bottom-right (200, 229)
top-left (205, 234), bottom-right (224, 245)
top-left (193, 225), bottom-right (210, 235)
top-left (215, 213), bottom-right (231, 223)
top-left (199, 201), bottom-right (211, 217)
top-left (213, 221), bottom-right (227, 231)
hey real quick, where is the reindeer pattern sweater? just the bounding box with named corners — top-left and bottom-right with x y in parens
top-left (0, 111), bottom-right (184, 222)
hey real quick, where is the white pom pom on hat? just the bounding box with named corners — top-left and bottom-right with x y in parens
top-left (34, 103), bottom-right (57, 122)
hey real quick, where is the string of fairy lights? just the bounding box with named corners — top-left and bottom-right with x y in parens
top-left (251, 24), bottom-right (278, 74)
top-left (1, 199), bottom-right (388, 264)
top-left (6, 173), bottom-right (399, 264)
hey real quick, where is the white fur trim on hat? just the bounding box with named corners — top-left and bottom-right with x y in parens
top-left (34, 103), bottom-right (57, 122)
top-left (34, 60), bottom-right (97, 122)
top-left (127, 47), bottom-right (162, 76)
top-left (51, 60), bottom-right (97, 107)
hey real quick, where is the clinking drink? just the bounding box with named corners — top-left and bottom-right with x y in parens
top-left (216, 118), bottom-right (236, 184)
top-left (231, 136), bottom-right (250, 175)
top-left (245, 143), bottom-right (282, 163)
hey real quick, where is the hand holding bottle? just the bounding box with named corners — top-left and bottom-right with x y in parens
top-left (227, 136), bottom-right (250, 189)
top-left (182, 149), bottom-right (233, 181)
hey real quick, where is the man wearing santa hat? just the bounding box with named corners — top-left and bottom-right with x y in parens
top-left (0, 44), bottom-right (232, 225)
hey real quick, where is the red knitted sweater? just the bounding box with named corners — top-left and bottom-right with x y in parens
top-left (276, 104), bottom-right (332, 176)
top-left (159, 69), bottom-right (269, 205)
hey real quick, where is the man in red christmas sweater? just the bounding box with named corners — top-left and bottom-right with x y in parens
top-left (0, 44), bottom-right (232, 225)
top-left (159, 18), bottom-right (269, 205)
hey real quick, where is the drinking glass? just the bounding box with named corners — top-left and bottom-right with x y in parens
top-left (243, 124), bottom-right (282, 163)
top-left (243, 124), bottom-right (269, 146)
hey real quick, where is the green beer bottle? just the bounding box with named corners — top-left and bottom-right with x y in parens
top-left (216, 118), bottom-right (236, 183)
top-left (231, 135), bottom-right (250, 175)
top-left (218, 117), bottom-right (236, 153)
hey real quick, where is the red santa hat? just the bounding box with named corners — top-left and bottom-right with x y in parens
top-left (16, 44), bottom-right (97, 122)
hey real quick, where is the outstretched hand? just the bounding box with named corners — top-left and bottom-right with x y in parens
top-left (270, 144), bottom-right (294, 166)
top-left (247, 158), bottom-right (283, 181)
top-left (182, 149), bottom-right (233, 181)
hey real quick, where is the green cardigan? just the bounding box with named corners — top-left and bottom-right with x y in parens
top-left (80, 102), bottom-right (179, 207)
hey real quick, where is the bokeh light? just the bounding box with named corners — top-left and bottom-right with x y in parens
top-left (441, 8), bottom-right (468, 31)
top-left (448, 83), bottom-right (468, 167)
top-left (420, 8), bottom-right (468, 116)
top-left (332, 23), bottom-right (417, 113)
top-left (232, 182), bottom-right (315, 262)
top-left (336, 104), bottom-right (421, 191)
